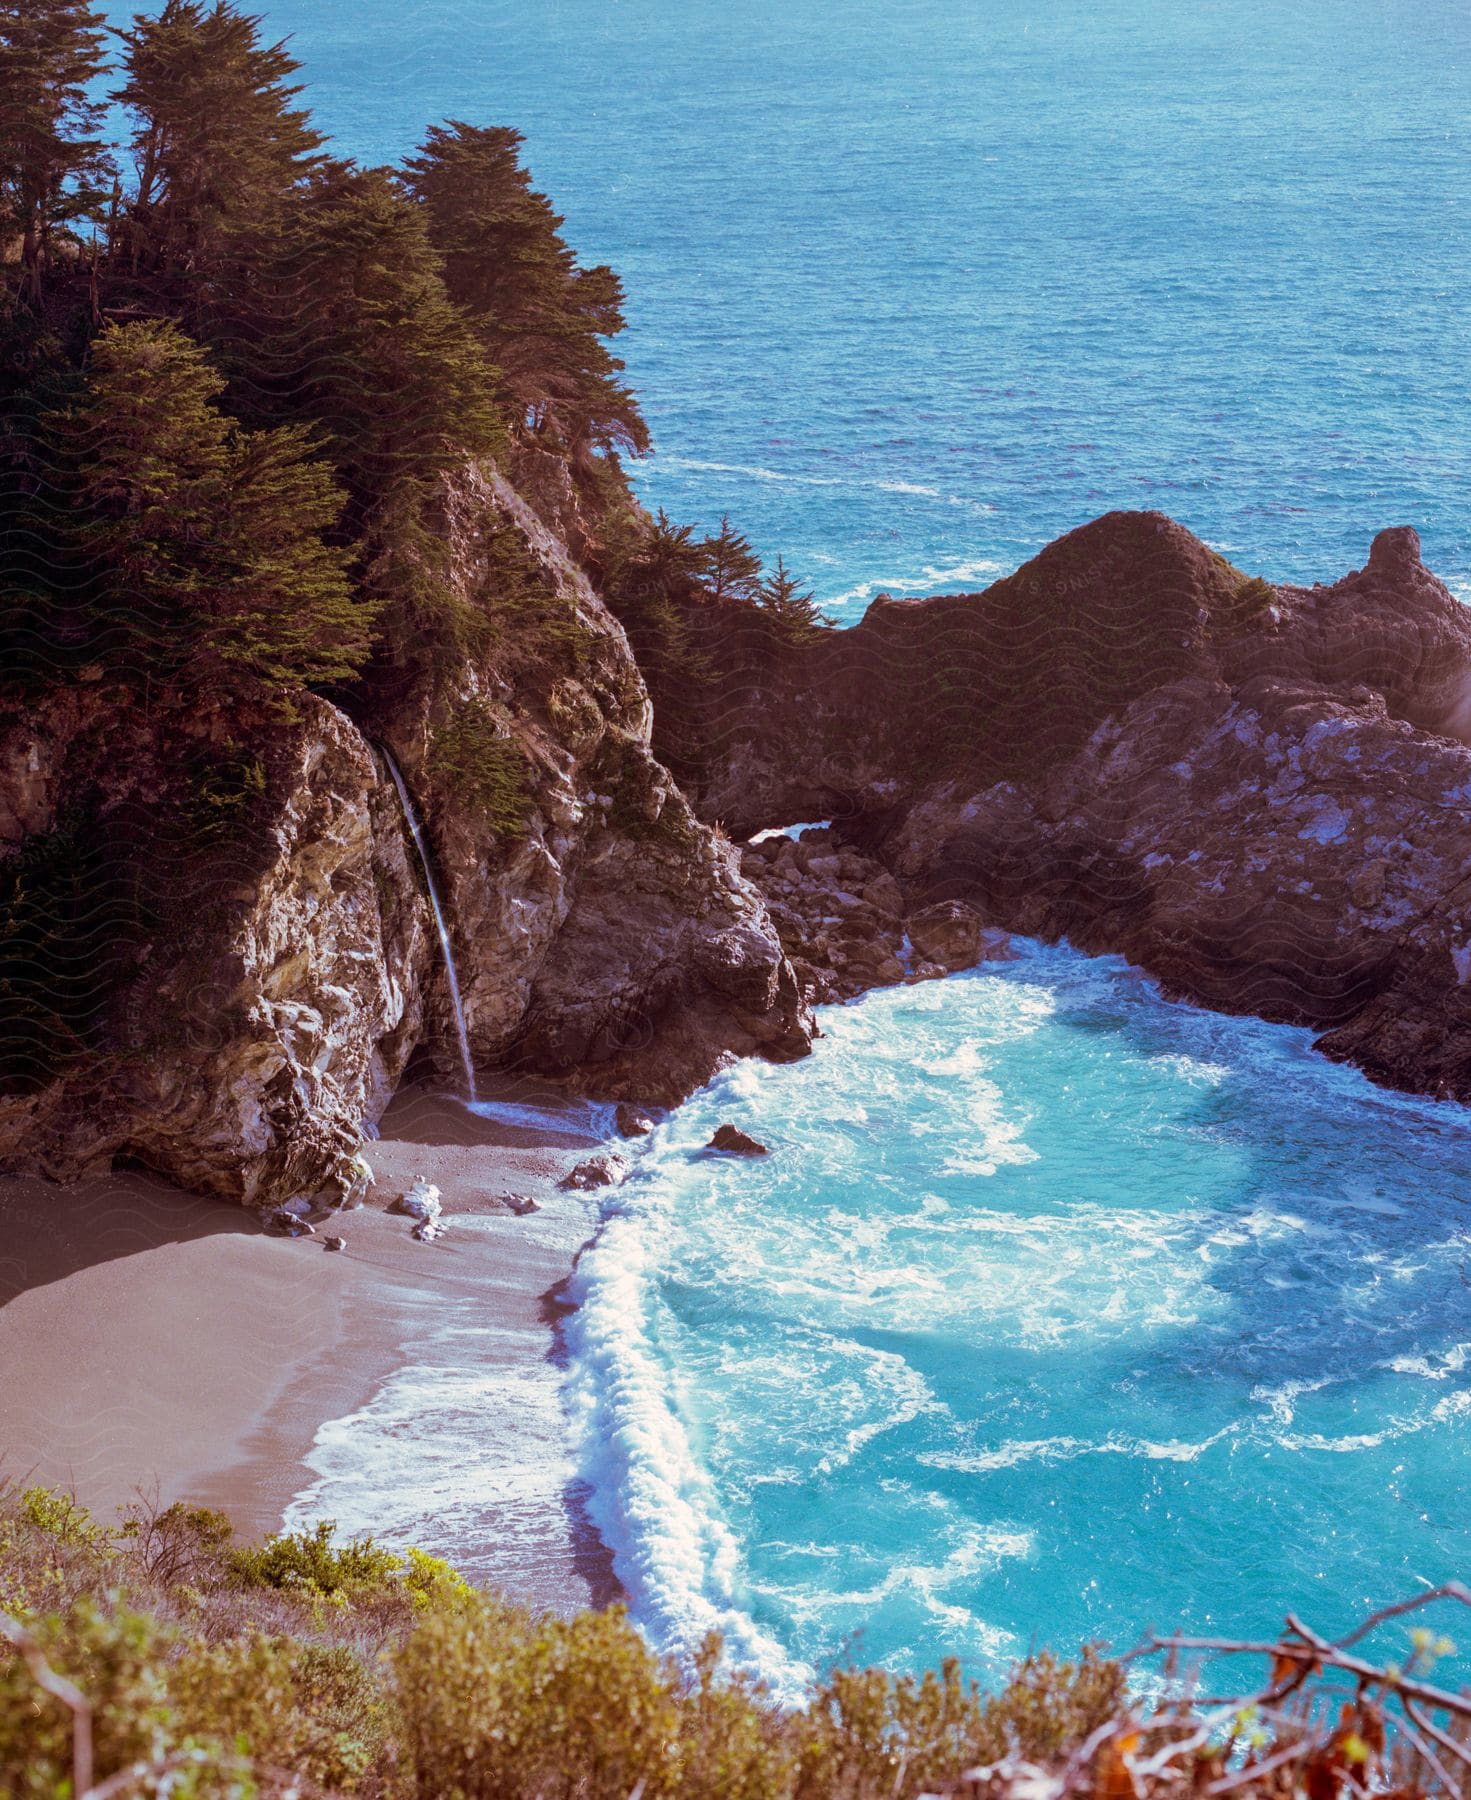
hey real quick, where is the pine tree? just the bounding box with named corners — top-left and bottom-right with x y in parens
top-left (402, 121), bottom-right (649, 459)
top-left (44, 319), bottom-right (372, 698)
top-left (701, 515), bottom-right (762, 603)
top-left (112, 0), bottom-right (325, 282)
top-left (758, 555), bottom-right (830, 641)
top-left (0, 0), bottom-right (113, 304)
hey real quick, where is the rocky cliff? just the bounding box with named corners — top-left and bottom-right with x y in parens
top-left (0, 460), bottom-right (811, 1203)
top-left (678, 514), bottom-right (1471, 1104)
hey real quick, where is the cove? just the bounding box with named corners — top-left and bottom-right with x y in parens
top-left (565, 939), bottom-right (1471, 1695)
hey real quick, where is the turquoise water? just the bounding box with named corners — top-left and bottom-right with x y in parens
top-left (173, 0), bottom-right (1471, 1680)
top-left (568, 946), bottom-right (1471, 1692)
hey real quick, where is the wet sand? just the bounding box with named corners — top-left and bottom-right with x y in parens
top-left (0, 1087), bottom-right (617, 1616)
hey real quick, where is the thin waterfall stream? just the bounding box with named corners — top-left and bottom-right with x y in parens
top-left (379, 746), bottom-right (477, 1103)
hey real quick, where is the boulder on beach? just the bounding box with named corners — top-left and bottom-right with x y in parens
top-left (708, 1123), bottom-right (768, 1156)
top-left (323, 1235), bottom-right (346, 1252)
top-left (264, 1206), bottom-right (315, 1239)
top-left (503, 1193), bottom-right (540, 1215)
top-left (387, 1178), bottom-right (442, 1223)
top-left (559, 1153), bottom-right (628, 1190)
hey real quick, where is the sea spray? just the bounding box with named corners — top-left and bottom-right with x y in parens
top-left (379, 746), bottom-right (477, 1103)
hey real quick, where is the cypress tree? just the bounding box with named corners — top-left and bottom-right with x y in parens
top-left (701, 515), bottom-right (762, 604)
top-left (758, 555), bottom-right (830, 641)
top-left (403, 121), bottom-right (649, 460)
top-left (43, 319), bottom-right (372, 699)
top-left (0, 0), bottom-right (113, 305)
top-left (112, 0), bottom-right (325, 283)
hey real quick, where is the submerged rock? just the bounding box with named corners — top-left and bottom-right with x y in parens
top-left (708, 1123), bottom-right (768, 1156)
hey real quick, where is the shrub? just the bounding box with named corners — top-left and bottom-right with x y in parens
top-left (395, 1592), bottom-right (685, 1798)
top-left (171, 1631), bottom-right (390, 1794)
top-left (427, 702), bottom-right (531, 841)
top-left (119, 1498), bottom-right (236, 1590)
top-left (0, 1601), bottom-right (183, 1798)
top-left (229, 1518), bottom-right (406, 1603)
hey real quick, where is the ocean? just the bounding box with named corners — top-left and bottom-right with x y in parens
top-left (198, 0), bottom-right (1471, 1688)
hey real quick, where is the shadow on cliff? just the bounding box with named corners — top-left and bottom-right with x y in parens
top-left (0, 1167), bottom-right (261, 1307)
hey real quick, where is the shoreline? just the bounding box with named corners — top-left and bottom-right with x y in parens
top-left (0, 1083), bottom-right (620, 1618)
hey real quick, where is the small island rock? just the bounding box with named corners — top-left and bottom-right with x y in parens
top-left (708, 1123), bottom-right (768, 1156)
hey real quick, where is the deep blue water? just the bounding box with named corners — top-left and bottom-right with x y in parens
top-left (192, 0), bottom-right (1471, 1685)
top-left (105, 0), bottom-right (1471, 609)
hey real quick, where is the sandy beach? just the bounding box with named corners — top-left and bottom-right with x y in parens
top-left (0, 1085), bottom-right (618, 1616)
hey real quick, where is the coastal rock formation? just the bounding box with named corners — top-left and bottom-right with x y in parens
top-left (692, 515), bottom-right (1471, 1105)
top-left (0, 460), bottom-right (812, 1201)
top-left (367, 463), bottom-right (811, 1106)
top-left (0, 692), bottom-right (430, 1202)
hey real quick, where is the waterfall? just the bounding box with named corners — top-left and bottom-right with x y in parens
top-left (379, 746), bottom-right (477, 1103)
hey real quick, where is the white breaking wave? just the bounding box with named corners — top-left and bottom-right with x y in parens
top-left (563, 1144), bottom-right (812, 1699)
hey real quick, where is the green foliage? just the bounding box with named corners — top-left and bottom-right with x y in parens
top-left (119, 1500), bottom-right (235, 1589)
top-left (759, 555), bottom-right (831, 642)
top-left (0, 1482), bottom-right (1137, 1800)
top-left (793, 1646), bottom-right (1125, 1798)
top-left (112, 0), bottom-right (325, 284)
top-left (38, 319), bottom-right (371, 702)
top-left (171, 1631), bottom-right (389, 1792)
top-left (427, 701), bottom-right (531, 840)
top-left (229, 1518), bottom-right (408, 1603)
top-left (0, 1601), bottom-right (182, 1798)
top-left (0, 0), bottom-right (114, 306)
top-left (395, 1594), bottom-right (687, 1799)
top-left (403, 119), bottom-right (649, 461)
top-left (702, 514), bottom-right (763, 603)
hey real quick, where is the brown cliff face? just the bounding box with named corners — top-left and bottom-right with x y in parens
top-left (677, 513), bottom-right (1471, 1106)
top-left (0, 457), bottom-right (812, 1201)
top-left (366, 462), bottom-right (812, 1106)
top-left (0, 689), bottom-right (430, 1201)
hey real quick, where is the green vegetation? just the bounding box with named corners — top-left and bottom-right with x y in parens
top-left (3, 1481), bottom-right (1468, 1797)
top-left (425, 700), bottom-right (531, 841)
top-left (0, 1481), bottom-right (1128, 1798)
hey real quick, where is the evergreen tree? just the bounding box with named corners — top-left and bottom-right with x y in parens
top-left (758, 555), bottom-right (830, 641)
top-left (112, 0), bottom-right (325, 282)
top-left (701, 515), bottom-right (762, 603)
top-left (402, 121), bottom-right (649, 459)
top-left (43, 319), bottom-right (371, 697)
top-left (0, 0), bottom-right (113, 304)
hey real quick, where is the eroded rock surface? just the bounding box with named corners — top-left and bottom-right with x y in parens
top-left (0, 458), bottom-right (812, 1200)
top-left (0, 692), bottom-right (429, 1202)
top-left (703, 515), bottom-right (1471, 1104)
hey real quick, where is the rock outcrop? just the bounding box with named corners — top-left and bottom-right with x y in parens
top-left (0, 459), bottom-right (813, 1201)
top-left (365, 462), bottom-right (811, 1106)
top-left (0, 690), bottom-right (430, 1202)
top-left (689, 515), bottom-right (1471, 1105)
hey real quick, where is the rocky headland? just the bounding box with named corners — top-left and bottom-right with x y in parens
top-left (8, 491), bottom-right (1471, 1213)
top-left (671, 513), bottom-right (1471, 1103)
